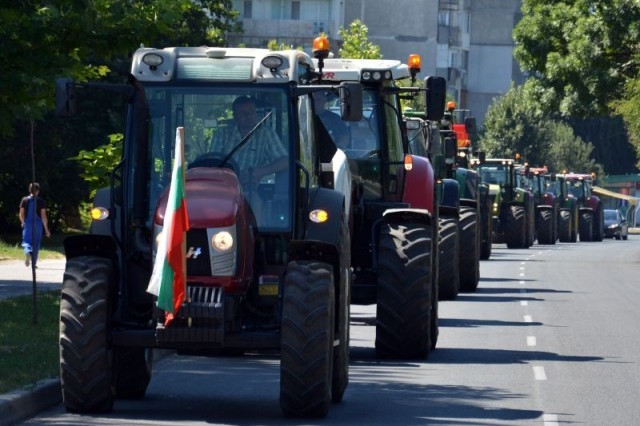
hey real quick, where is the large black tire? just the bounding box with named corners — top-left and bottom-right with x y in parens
top-left (331, 219), bottom-right (350, 404)
top-left (505, 206), bottom-right (526, 249)
top-left (558, 210), bottom-right (572, 242)
top-left (437, 216), bottom-right (460, 300)
top-left (280, 261), bottom-right (334, 418)
top-left (579, 211), bottom-right (593, 242)
top-left (458, 207), bottom-right (480, 292)
top-left (59, 256), bottom-right (115, 413)
top-left (376, 222), bottom-right (432, 359)
top-left (593, 207), bottom-right (604, 241)
top-left (113, 348), bottom-right (152, 399)
top-left (536, 209), bottom-right (554, 244)
top-left (570, 207), bottom-right (578, 242)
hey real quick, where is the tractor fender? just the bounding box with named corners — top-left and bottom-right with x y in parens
top-left (383, 208), bottom-right (433, 227)
top-left (403, 154), bottom-right (436, 213)
top-left (303, 187), bottom-right (346, 248)
top-left (440, 178), bottom-right (460, 210)
top-left (536, 204), bottom-right (554, 213)
top-left (64, 233), bottom-right (118, 263)
top-left (89, 187), bottom-right (120, 237)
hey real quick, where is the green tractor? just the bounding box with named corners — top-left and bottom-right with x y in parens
top-left (471, 158), bottom-right (535, 249)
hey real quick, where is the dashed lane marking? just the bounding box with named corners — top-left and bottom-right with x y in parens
top-left (533, 366), bottom-right (547, 380)
top-left (527, 336), bottom-right (536, 347)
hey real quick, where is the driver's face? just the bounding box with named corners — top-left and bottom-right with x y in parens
top-left (234, 103), bottom-right (258, 135)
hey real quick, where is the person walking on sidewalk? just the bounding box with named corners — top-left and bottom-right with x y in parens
top-left (19, 182), bottom-right (51, 267)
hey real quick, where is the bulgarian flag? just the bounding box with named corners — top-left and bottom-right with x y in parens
top-left (147, 127), bottom-right (190, 325)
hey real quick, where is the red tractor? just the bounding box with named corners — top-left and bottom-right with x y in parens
top-left (557, 173), bottom-right (604, 241)
top-left (314, 46), bottom-right (445, 358)
top-left (55, 45), bottom-right (361, 417)
top-left (519, 166), bottom-right (558, 244)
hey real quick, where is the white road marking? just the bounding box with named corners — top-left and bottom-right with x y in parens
top-left (533, 365), bottom-right (547, 380)
top-left (521, 300), bottom-right (528, 306)
top-left (524, 315), bottom-right (533, 323)
top-left (543, 413), bottom-right (559, 426)
top-left (527, 336), bottom-right (536, 346)
top-left (519, 280), bottom-right (525, 285)
top-left (519, 272), bottom-right (525, 277)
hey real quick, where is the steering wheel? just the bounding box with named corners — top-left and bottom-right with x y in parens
top-left (189, 152), bottom-right (238, 174)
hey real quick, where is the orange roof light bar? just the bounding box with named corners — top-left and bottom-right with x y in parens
top-left (447, 101), bottom-right (456, 112)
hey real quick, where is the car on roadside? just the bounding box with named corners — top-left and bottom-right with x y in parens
top-left (603, 209), bottom-right (628, 240)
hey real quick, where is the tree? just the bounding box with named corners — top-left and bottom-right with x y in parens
top-left (612, 75), bottom-right (640, 169)
top-left (480, 83), bottom-right (549, 166)
top-left (513, 0), bottom-right (640, 118)
top-left (0, 1), bottom-right (239, 233)
top-left (544, 121), bottom-right (604, 176)
top-left (338, 20), bottom-right (382, 59)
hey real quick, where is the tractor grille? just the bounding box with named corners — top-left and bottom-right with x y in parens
top-left (156, 286), bottom-right (225, 345)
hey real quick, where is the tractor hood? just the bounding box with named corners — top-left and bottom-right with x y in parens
top-left (154, 167), bottom-right (242, 228)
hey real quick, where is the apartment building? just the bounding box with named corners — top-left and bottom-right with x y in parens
top-left (228, 0), bottom-right (524, 128)
top-left (228, 0), bottom-right (345, 50)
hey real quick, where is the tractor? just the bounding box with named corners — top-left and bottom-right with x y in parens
top-left (556, 173), bottom-right (604, 242)
top-left (313, 45), bottom-right (444, 358)
top-left (403, 99), bottom-right (483, 299)
top-left (520, 166), bottom-right (558, 245)
top-left (55, 45), bottom-right (362, 418)
top-left (471, 158), bottom-right (535, 249)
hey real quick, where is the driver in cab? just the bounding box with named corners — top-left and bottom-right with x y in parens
top-left (210, 95), bottom-right (288, 186)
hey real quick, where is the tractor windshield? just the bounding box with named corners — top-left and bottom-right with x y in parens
top-left (141, 85), bottom-right (291, 229)
top-left (478, 164), bottom-right (507, 186)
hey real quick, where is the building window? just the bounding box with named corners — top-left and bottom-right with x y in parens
top-left (244, 0), bottom-right (252, 19)
top-left (292, 1), bottom-right (300, 20)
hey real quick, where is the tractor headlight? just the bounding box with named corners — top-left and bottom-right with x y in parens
top-left (212, 231), bottom-right (234, 252)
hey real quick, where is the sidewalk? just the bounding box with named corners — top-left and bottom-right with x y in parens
top-left (0, 258), bottom-right (65, 300)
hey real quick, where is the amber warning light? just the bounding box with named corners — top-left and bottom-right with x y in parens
top-left (313, 36), bottom-right (330, 59)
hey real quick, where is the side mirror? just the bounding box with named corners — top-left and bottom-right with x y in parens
top-left (55, 78), bottom-right (77, 117)
top-left (424, 76), bottom-right (446, 121)
top-left (478, 150), bottom-right (486, 164)
top-left (339, 82), bottom-right (363, 122)
top-left (444, 136), bottom-right (457, 160)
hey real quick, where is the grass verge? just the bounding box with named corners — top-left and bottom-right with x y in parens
top-left (0, 232), bottom-right (69, 262)
top-left (0, 291), bottom-right (60, 394)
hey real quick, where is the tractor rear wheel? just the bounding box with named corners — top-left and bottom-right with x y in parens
top-left (59, 256), bottom-right (115, 413)
top-left (558, 210), bottom-right (572, 242)
top-left (280, 261), bottom-right (334, 418)
top-left (437, 216), bottom-right (460, 300)
top-left (376, 222), bottom-right (432, 359)
top-left (579, 211), bottom-right (593, 242)
top-left (458, 206), bottom-right (480, 292)
top-left (536, 209), bottom-right (554, 244)
top-left (505, 206), bottom-right (526, 248)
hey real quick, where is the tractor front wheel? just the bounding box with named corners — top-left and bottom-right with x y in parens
top-left (59, 256), bottom-right (115, 413)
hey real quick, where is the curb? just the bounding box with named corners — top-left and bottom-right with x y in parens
top-left (0, 349), bottom-right (174, 425)
top-left (0, 378), bottom-right (60, 426)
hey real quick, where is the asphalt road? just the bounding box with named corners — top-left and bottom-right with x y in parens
top-left (8, 236), bottom-right (640, 425)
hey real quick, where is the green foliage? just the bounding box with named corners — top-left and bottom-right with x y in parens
top-left (481, 83), bottom-right (604, 174)
top-left (480, 83), bottom-right (549, 166)
top-left (338, 20), bottom-right (382, 59)
top-left (513, 0), bottom-right (640, 118)
top-left (544, 121), bottom-right (604, 175)
top-left (267, 39), bottom-right (302, 51)
top-left (69, 134), bottom-right (123, 199)
top-left (612, 77), bottom-right (640, 169)
top-left (0, 1), bottom-right (239, 233)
